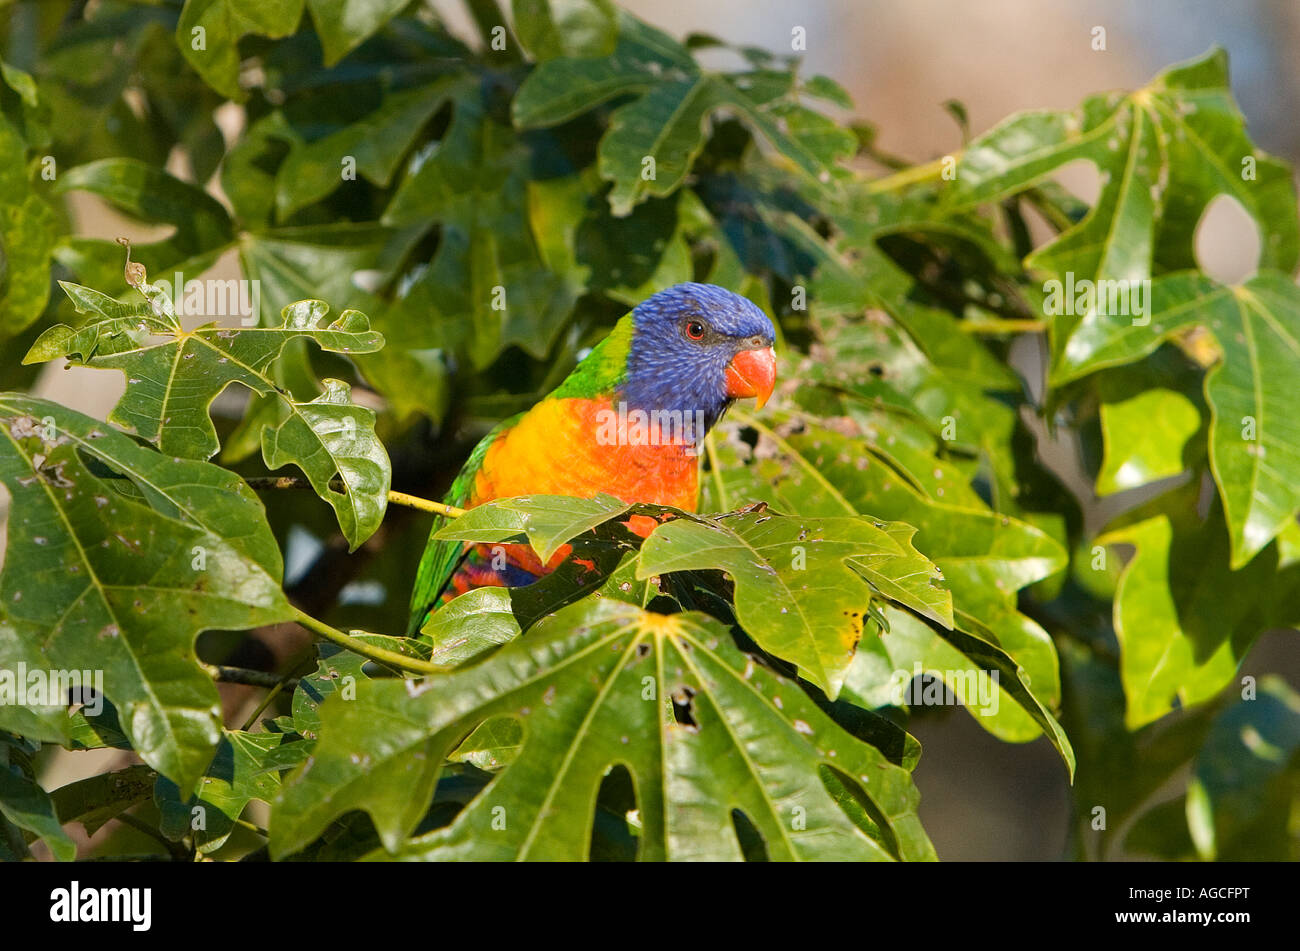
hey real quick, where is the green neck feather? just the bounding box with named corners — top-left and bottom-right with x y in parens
top-left (551, 315), bottom-right (633, 400)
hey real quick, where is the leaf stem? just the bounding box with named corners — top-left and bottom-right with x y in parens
top-left (245, 476), bottom-right (464, 518)
top-left (290, 607), bottom-right (450, 676)
top-left (703, 431), bottom-right (730, 510)
top-left (232, 817), bottom-right (270, 838)
top-left (115, 811), bottom-right (186, 858)
top-left (238, 678), bottom-right (289, 733)
top-left (387, 488), bottom-right (465, 518)
top-left (867, 156), bottom-right (947, 193)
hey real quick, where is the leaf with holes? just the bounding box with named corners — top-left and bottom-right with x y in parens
top-left (50, 764), bottom-right (156, 837)
top-left (261, 378), bottom-right (390, 549)
top-left (1061, 271), bottom-right (1300, 567)
top-left (271, 598), bottom-right (934, 861)
top-left (0, 395), bottom-right (293, 790)
top-left (636, 509), bottom-right (951, 699)
top-left (25, 293), bottom-right (390, 548)
top-left (155, 729), bottom-right (300, 853)
top-left (938, 49), bottom-right (1297, 363)
top-left (704, 413), bottom-right (1067, 748)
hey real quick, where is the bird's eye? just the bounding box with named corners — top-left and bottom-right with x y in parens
top-left (685, 320), bottom-right (705, 340)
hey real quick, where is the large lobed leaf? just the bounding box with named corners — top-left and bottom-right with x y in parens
top-left (1097, 479), bottom-right (1298, 729)
top-left (636, 509), bottom-right (951, 699)
top-left (436, 494), bottom-right (952, 700)
top-left (26, 293), bottom-right (391, 549)
top-left (1063, 272), bottom-right (1300, 568)
top-left (706, 409), bottom-right (1070, 753)
top-left (272, 598), bottom-right (934, 861)
top-left (0, 395), bottom-right (293, 789)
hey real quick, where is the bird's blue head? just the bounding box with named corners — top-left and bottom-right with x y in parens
top-left (622, 283), bottom-right (776, 433)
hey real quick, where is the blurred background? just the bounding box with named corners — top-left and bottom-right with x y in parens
top-left (22, 0), bottom-right (1300, 859)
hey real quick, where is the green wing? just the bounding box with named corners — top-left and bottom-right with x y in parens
top-left (407, 414), bottom-right (521, 634)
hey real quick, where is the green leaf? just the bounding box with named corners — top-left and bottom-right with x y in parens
top-left (261, 378), bottom-right (391, 549)
top-left (422, 527), bottom-right (648, 643)
top-left (434, 493), bottom-right (633, 561)
top-left (54, 158), bottom-right (234, 263)
top-left (1098, 480), bottom-right (1293, 728)
top-left (636, 509), bottom-right (951, 699)
top-left (0, 194), bottom-right (58, 339)
top-left (272, 599), bottom-right (934, 861)
top-left (383, 85), bottom-right (580, 368)
top-left (448, 716), bottom-right (523, 770)
top-left (939, 49), bottom-right (1297, 376)
top-left (597, 75), bottom-right (836, 216)
top-left (945, 50), bottom-right (1297, 270)
top-left (1063, 272), bottom-right (1300, 567)
top-left (176, 0), bottom-right (306, 101)
top-left (0, 761), bottom-right (76, 861)
top-left (1185, 676), bottom-right (1300, 860)
top-left (512, 15), bottom-right (695, 128)
top-left (156, 729), bottom-right (297, 852)
top-left (0, 60), bottom-right (39, 109)
top-left (238, 223), bottom-right (420, 324)
top-left (26, 294), bottom-right (390, 548)
top-left (844, 608), bottom-right (1075, 779)
top-left (421, 587), bottom-right (523, 668)
top-left (512, 0), bottom-right (618, 62)
top-left (598, 76), bottom-right (721, 216)
top-left (306, 0), bottom-right (409, 65)
top-left (221, 111), bottom-right (298, 228)
top-left (767, 102), bottom-right (858, 169)
top-left (1096, 370), bottom-right (1202, 496)
top-left (802, 74), bottom-right (853, 110)
top-left (0, 614), bottom-right (88, 745)
top-left (706, 412), bottom-right (1067, 742)
top-left (51, 764), bottom-right (156, 836)
top-left (291, 635), bottom-right (431, 738)
top-left (275, 77), bottom-right (459, 218)
top-left (0, 112), bottom-right (57, 340)
top-left (0, 395), bottom-right (293, 789)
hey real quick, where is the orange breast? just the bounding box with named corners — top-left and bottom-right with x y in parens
top-left (472, 397), bottom-right (700, 511)
top-left (443, 397), bottom-right (698, 602)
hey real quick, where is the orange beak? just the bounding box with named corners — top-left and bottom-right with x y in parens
top-left (724, 346), bottom-right (776, 409)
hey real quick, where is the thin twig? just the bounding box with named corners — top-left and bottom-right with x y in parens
top-left (291, 607), bottom-right (450, 676)
top-left (238, 678), bottom-right (288, 733)
top-left (202, 663), bottom-right (298, 690)
top-left (115, 812), bottom-right (186, 859)
top-left (238, 639), bottom-right (325, 732)
top-left (245, 476), bottom-right (464, 518)
top-left (867, 156), bottom-right (947, 193)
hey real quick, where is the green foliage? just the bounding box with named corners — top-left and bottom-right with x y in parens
top-left (0, 0), bottom-right (1295, 862)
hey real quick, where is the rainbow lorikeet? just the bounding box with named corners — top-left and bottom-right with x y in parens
top-left (407, 282), bottom-right (777, 634)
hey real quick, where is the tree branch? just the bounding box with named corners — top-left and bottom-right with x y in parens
top-left (290, 607), bottom-right (450, 676)
top-left (202, 664), bottom-right (299, 690)
top-left (245, 476), bottom-right (464, 518)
